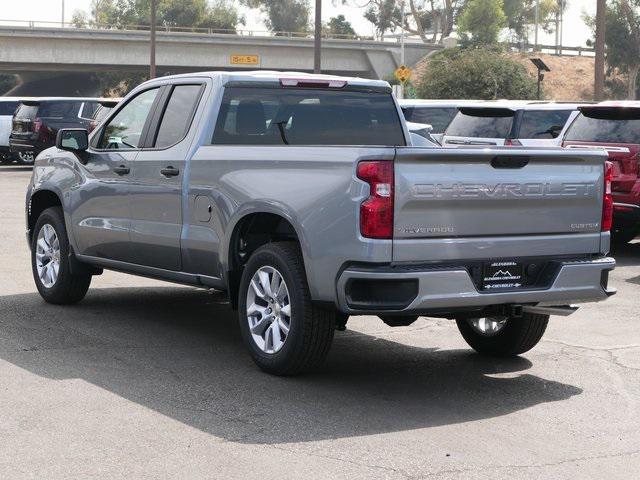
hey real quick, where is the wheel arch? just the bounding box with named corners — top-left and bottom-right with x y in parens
top-left (224, 206), bottom-right (311, 309)
top-left (27, 189), bottom-right (64, 245)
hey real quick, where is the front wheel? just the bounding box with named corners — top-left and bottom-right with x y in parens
top-left (455, 312), bottom-right (549, 356)
top-left (31, 207), bottom-right (91, 304)
top-left (238, 242), bottom-right (335, 375)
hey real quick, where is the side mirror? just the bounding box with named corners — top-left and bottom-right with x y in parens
top-left (56, 129), bottom-right (88, 152)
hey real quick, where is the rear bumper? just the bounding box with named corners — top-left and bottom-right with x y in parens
top-left (10, 137), bottom-right (44, 155)
top-left (336, 257), bottom-right (616, 315)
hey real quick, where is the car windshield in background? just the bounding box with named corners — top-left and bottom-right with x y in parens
top-left (519, 110), bottom-right (573, 139)
top-left (37, 101), bottom-right (82, 118)
top-left (565, 110), bottom-right (640, 144)
top-left (0, 101), bottom-right (19, 116)
top-left (402, 107), bottom-right (457, 133)
top-left (213, 87), bottom-right (405, 146)
top-left (445, 108), bottom-right (514, 138)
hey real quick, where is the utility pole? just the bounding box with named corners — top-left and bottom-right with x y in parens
top-left (534, 0), bottom-right (540, 50)
top-left (150, 0), bottom-right (157, 79)
top-left (594, 0), bottom-right (606, 101)
top-left (313, 0), bottom-right (322, 73)
top-left (61, 0), bottom-right (65, 27)
top-left (400, 0), bottom-right (406, 99)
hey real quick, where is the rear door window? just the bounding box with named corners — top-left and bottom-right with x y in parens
top-left (153, 84), bottom-right (202, 148)
top-left (565, 111), bottom-right (640, 144)
top-left (445, 108), bottom-right (514, 138)
top-left (0, 101), bottom-right (19, 116)
top-left (212, 86), bottom-right (405, 146)
top-left (402, 106), bottom-right (457, 133)
top-left (518, 110), bottom-right (573, 139)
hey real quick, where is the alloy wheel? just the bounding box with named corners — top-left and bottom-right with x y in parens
top-left (35, 224), bottom-right (61, 288)
top-left (246, 266), bottom-right (292, 354)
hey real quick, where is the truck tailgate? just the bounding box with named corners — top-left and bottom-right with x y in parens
top-left (393, 147), bottom-right (607, 262)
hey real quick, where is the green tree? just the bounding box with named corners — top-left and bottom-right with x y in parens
top-left (323, 15), bottom-right (356, 37)
top-left (503, 0), bottom-right (562, 43)
top-left (241, 0), bottom-right (310, 33)
top-left (338, 1), bottom-right (466, 43)
top-left (585, 0), bottom-right (640, 99)
top-left (414, 47), bottom-right (538, 99)
top-left (81, 0), bottom-right (242, 31)
top-left (457, 0), bottom-right (507, 46)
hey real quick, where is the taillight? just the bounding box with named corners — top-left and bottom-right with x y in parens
top-left (505, 139), bottom-right (522, 146)
top-left (602, 160), bottom-right (614, 232)
top-left (32, 117), bottom-right (42, 133)
top-left (357, 160), bottom-right (394, 239)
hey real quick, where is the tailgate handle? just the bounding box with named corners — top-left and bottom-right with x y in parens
top-left (491, 156), bottom-right (529, 169)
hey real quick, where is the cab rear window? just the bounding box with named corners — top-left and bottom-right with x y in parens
top-left (445, 108), bottom-right (514, 138)
top-left (212, 86), bottom-right (405, 146)
top-left (565, 111), bottom-right (640, 144)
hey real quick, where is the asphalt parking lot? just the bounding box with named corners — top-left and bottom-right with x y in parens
top-left (1, 165), bottom-right (639, 479)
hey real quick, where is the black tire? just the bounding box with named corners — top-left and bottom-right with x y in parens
top-left (455, 312), bottom-right (549, 356)
top-left (238, 242), bottom-right (335, 375)
top-left (379, 315), bottom-right (419, 327)
top-left (611, 228), bottom-right (638, 245)
top-left (31, 207), bottom-right (91, 304)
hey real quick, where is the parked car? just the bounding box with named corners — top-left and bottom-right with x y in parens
top-left (0, 97), bottom-right (21, 163)
top-left (562, 102), bottom-right (640, 244)
top-left (406, 121), bottom-right (439, 146)
top-left (26, 72), bottom-right (615, 375)
top-left (399, 99), bottom-right (479, 134)
top-left (443, 101), bottom-right (585, 147)
top-left (10, 97), bottom-right (119, 164)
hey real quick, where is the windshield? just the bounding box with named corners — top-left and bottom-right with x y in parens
top-left (565, 113), bottom-right (640, 144)
top-left (402, 106), bottom-right (457, 133)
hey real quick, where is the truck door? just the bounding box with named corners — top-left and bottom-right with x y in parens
top-left (130, 83), bottom-right (204, 271)
top-left (72, 87), bottom-right (162, 263)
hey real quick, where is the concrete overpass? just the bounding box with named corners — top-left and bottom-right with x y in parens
top-left (0, 25), bottom-right (441, 94)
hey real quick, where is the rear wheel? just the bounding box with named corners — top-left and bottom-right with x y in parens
top-left (238, 242), bottom-right (335, 375)
top-left (31, 207), bottom-right (91, 304)
top-left (455, 312), bottom-right (549, 356)
top-left (18, 151), bottom-right (35, 165)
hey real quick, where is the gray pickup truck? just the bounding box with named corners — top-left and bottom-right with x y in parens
top-left (26, 71), bottom-right (616, 375)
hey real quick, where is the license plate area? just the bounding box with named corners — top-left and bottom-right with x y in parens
top-left (481, 261), bottom-right (524, 291)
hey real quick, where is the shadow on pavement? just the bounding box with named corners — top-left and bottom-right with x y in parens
top-left (0, 287), bottom-right (582, 444)
top-left (611, 240), bottom-right (640, 268)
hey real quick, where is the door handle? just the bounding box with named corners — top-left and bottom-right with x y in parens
top-left (113, 165), bottom-right (130, 175)
top-left (160, 166), bottom-right (180, 177)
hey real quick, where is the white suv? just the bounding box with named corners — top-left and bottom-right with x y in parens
top-left (443, 101), bottom-right (587, 147)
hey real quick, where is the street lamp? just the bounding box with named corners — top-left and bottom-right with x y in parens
top-left (150, 0), bottom-right (157, 79)
top-left (313, 0), bottom-right (321, 73)
top-left (61, 0), bottom-right (65, 27)
top-left (530, 57), bottom-right (550, 100)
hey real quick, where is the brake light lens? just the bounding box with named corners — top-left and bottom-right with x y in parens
top-left (505, 139), bottom-right (522, 146)
top-left (357, 160), bottom-right (394, 239)
top-left (602, 160), bottom-right (614, 232)
top-left (32, 117), bottom-right (42, 133)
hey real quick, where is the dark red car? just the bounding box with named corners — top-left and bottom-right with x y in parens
top-left (562, 102), bottom-right (640, 244)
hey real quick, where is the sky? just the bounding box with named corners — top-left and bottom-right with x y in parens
top-left (1, 0), bottom-right (596, 47)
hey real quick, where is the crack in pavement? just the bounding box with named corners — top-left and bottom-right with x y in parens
top-left (420, 448), bottom-right (640, 478)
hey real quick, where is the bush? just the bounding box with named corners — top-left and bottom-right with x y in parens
top-left (414, 47), bottom-right (540, 100)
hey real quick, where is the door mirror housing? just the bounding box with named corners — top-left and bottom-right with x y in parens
top-left (57, 129), bottom-right (89, 152)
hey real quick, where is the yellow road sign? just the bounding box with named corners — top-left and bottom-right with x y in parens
top-left (394, 65), bottom-right (412, 84)
top-left (230, 54), bottom-right (259, 65)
